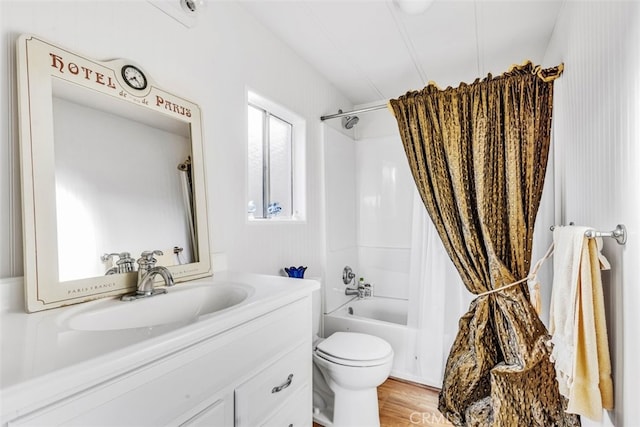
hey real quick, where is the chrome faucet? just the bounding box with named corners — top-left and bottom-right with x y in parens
top-left (345, 286), bottom-right (362, 297)
top-left (345, 280), bottom-right (373, 299)
top-left (343, 265), bottom-right (358, 297)
top-left (102, 252), bottom-right (136, 275)
top-left (121, 250), bottom-right (175, 301)
top-left (343, 266), bottom-right (372, 299)
top-left (342, 266), bottom-right (356, 286)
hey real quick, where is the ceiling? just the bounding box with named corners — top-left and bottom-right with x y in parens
top-left (238, 0), bottom-right (565, 106)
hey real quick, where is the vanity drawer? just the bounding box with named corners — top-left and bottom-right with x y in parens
top-left (235, 342), bottom-right (311, 427)
top-left (261, 383), bottom-right (311, 427)
top-left (170, 393), bottom-right (230, 426)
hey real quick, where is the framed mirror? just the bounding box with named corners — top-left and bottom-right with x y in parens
top-left (16, 34), bottom-right (212, 312)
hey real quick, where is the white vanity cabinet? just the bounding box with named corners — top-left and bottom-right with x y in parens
top-left (235, 342), bottom-right (311, 427)
top-left (2, 291), bottom-right (313, 427)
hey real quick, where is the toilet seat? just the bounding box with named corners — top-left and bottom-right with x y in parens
top-left (314, 332), bottom-right (393, 367)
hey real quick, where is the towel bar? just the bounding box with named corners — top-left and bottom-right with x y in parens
top-left (549, 222), bottom-right (574, 231)
top-left (585, 224), bottom-right (627, 245)
top-left (550, 224), bottom-right (627, 245)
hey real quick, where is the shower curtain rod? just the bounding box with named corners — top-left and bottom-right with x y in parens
top-left (320, 103), bottom-right (388, 121)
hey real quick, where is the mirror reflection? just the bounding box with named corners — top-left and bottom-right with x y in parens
top-left (52, 81), bottom-right (196, 282)
top-left (18, 34), bottom-right (211, 312)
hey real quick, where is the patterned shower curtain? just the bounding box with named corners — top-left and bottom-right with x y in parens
top-left (389, 62), bottom-right (580, 426)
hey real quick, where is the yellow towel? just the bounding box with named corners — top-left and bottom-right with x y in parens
top-left (565, 238), bottom-right (614, 420)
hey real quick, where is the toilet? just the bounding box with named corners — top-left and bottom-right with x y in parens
top-left (312, 332), bottom-right (394, 427)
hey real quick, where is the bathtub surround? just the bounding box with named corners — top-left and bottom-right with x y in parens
top-left (322, 126), bottom-right (359, 314)
top-left (355, 134), bottom-right (414, 300)
top-left (390, 63), bottom-right (576, 426)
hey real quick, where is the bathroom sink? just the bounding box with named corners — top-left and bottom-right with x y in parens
top-left (59, 282), bottom-right (254, 332)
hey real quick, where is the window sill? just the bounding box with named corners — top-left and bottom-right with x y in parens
top-left (247, 216), bottom-right (306, 224)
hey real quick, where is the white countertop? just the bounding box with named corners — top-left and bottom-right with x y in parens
top-left (0, 271), bottom-right (319, 422)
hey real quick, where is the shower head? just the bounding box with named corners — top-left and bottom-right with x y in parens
top-left (343, 115), bottom-right (359, 129)
top-left (339, 110), bottom-right (359, 129)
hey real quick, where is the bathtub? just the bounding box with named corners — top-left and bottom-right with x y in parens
top-left (329, 296), bottom-right (408, 325)
top-left (324, 296), bottom-right (428, 384)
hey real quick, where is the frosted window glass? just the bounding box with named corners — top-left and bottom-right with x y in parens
top-left (268, 115), bottom-right (292, 217)
top-left (247, 105), bottom-right (264, 218)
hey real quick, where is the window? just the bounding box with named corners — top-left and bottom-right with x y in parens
top-left (247, 91), bottom-right (305, 221)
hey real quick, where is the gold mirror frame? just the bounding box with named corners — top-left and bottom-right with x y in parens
top-left (16, 34), bottom-right (212, 312)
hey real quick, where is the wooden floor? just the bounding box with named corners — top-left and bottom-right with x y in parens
top-left (314, 377), bottom-right (452, 427)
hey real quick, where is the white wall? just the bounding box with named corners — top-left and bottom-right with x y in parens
top-left (543, 2), bottom-right (640, 426)
top-left (0, 1), bottom-right (352, 286)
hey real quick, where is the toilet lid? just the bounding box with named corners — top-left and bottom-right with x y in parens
top-left (315, 332), bottom-right (393, 364)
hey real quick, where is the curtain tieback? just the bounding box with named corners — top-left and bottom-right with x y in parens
top-left (476, 243), bottom-right (555, 315)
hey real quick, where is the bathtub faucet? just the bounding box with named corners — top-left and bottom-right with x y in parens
top-left (345, 277), bottom-right (372, 299)
top-left (342, 266), bottom-right (356, 285)
top-left (343, 266), bottom-right (372, 298)
top-left (344, 282), bottom-right (372, 299)
top-left (345, 285), bottom-right (362, 297)
top-left (343, 265), bottom-right (361, 297)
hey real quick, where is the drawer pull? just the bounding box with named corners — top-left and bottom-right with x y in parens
top-left (271, 374), bottom-right (294, 393)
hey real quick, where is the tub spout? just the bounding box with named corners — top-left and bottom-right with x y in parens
top-left (345, 286), bottom-right (361, 297)
top-left (345, 277), bottom-right (372, 299)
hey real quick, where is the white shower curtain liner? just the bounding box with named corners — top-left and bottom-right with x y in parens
top-left (406, 189), bottom-right (472, 387)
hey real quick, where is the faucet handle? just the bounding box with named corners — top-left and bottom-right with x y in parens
top-left (343, 266), bottom-right (356, 285)
top-left (138, 250), bottom-right (164, 267)
top-left (102, 252), bottom-right (136, 274)
top-left (101, 252), bottom-right (121, 263)
top-left (140, 250), bottom-right (163, 259)
top-left (102, 252), bottom-right (134, 262)
top-left (116, 252), bottom-right (135, 272)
